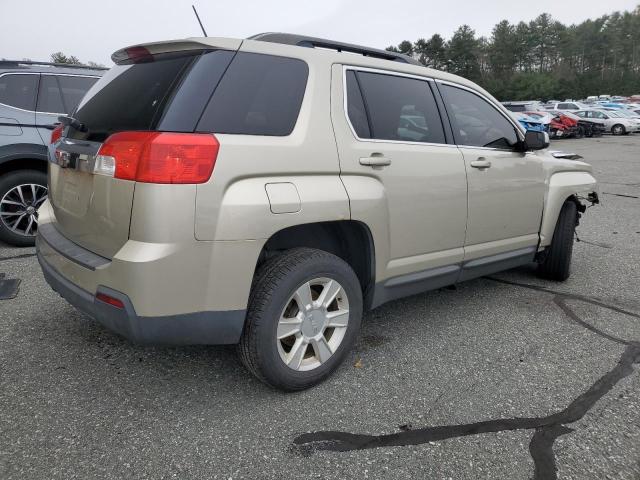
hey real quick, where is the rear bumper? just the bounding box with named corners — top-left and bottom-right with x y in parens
top-left (37, 233), bottom-right (246, 346)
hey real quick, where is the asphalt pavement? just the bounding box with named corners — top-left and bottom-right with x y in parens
top-left (1, 135), bottom-right (639, 479)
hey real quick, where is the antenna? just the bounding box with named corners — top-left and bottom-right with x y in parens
top-left (192, 5), bottom-right (208, 37)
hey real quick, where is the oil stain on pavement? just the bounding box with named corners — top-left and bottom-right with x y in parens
top-left (291, 278), bottom-right (640, 480)
top-left (0, 272), bottom-right (20, 300)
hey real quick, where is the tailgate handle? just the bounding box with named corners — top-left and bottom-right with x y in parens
top-left (359, 155), bottom-right (391, 167)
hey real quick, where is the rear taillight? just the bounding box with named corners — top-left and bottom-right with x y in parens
top-left (51, 124), bottom-right (63, 144)
top-left (94, 132), bottom-right (219, 184)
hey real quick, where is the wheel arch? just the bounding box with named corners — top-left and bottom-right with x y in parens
top-left (539, 171), bottom-right (597, 248)
top-left (0, 143), bottom-right (49, 177)
top-left (255, 220), bottom-right (377, 310)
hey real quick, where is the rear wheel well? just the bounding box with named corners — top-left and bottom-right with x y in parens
top-left (0, 158), bottom-right (47, 177)
top-left (256, 221), bottom-right (376, 308)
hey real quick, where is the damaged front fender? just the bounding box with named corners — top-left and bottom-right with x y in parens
top-left (539, 171), bottom-right (599, 248)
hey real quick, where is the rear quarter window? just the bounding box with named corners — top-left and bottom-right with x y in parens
top-left (0, 73), bottom-right (38, 111)
top-left (196, 52), bottom-right (308, 136)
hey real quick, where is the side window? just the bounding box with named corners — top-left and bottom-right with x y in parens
top-left (345, 71), bottom-right (370, 138)
top-left (354, 71), bottom-right (445, 144)
top-left (37, 75), bottom-right (65, 113)
top-left (197, 52), bottom-right (308, 136)
top-left (558, 103), bottom-right (570, 110)
top-left (57, 76), bottom-right (98, 114)
top-left (0, 74), bottom-right (38, 111)
top-left (38, 75), bottom-right (98, 114)
top-left (440, 84), bottom-right (519, 149)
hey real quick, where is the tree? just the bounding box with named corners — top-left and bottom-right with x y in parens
top-left (382, 5), bottom-right (640, 99)
top-left (447, 25), bottom-right (481, 82)
top-left (489, 20), bottom-right (518, 78)
top-left (50, 52), bottom-right (83, 65)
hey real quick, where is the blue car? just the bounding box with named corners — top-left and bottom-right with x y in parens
top-left (511, 112), bottom-right (546, 132)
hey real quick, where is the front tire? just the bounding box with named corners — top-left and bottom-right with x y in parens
top-left (238, 248), bottom-right (363, 391)
top-left (537, 201), bottom-right (578, 281)
top-left (0, 170), bottom-right (48, 247)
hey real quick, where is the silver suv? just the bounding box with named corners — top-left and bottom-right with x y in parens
top-left (37, 34), bottom-right (599, 390)
top-left (0, 61), bottom-right (104, 245)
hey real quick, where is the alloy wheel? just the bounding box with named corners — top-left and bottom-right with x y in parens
top-left (276, 277), bottom-right (350, 371)
top-left (0, 183), bottom-right (48, 237)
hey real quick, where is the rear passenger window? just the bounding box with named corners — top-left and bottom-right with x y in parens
top-left (440, 85), bottom-right (519, 149)
top-left (38, 75), bottom-right (98, 114)
top-left (197, 52), bottom-right (308, 136)
top-left (350, 71), bottom-right (445, 144)
top-left (345, 71), bottom-right (370, 138)
top-left (57, 76), bottom-right (98, 113)
top-left (0, 74), bottom-right (38, 111)
top-left (37, 75), bottom-right (65, 113)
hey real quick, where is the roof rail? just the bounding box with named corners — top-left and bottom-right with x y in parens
top-left (248, 33), bottom-right (422, 66)
top-left (0, 60), bottom-right (108, 70)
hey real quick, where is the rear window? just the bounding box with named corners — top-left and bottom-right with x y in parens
top-left (196, 52), bottom-right (308, 136)
top-left (37, 75), bottom-right (98, 114)
top-left (0, 73), bottom-right (38, 111)
top-left (350, 70), bottom-right (445, 144)
top-left (69, 50), bottom-right (234, 141)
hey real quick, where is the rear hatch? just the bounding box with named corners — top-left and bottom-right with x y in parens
top-left (48, 39), bottom-right (240, 257)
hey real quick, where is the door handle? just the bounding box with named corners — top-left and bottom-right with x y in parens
top-left (470, 158), bottom-right (491, 169)
top-left (359, 156), bottom-right (391, 167)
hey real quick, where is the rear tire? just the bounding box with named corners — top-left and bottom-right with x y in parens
top-left (238, 248), bottom-right (363, 391)
top-left (0, 170), bottom-right (48, 247)
top-left (537, 201), bottom-right (578, 281)
top-left (612, 124), bottom-right (625, 135)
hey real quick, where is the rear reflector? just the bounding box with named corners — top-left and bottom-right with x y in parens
top-left (96, 292), bottom-right (125, 309)
top-left (50, 124), bottom-right (63, 144)
top-left (94, 131), bottom-right (219, 184)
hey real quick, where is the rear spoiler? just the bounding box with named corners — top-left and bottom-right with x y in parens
top-left (111, 37), bottom-right (242, 64)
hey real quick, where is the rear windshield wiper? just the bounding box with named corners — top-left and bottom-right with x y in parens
top-left (58, 115), bottom-right (88, 133)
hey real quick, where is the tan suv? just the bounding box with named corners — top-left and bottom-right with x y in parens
top-left (37, 34), bottom-right (599, 390)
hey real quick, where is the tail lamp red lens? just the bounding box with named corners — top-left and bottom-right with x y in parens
top-left (50, 124), bottom-right (63, 144)
top-left (94, 132), bottom-right (219, 184)
top-left (96, 292), bottom-right (125, 309)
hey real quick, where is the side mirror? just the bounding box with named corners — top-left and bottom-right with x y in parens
top-left (523, 130), bottom-right (549, 151)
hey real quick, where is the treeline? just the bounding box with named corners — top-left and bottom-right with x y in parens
top-left (387, 6), bottom-right (640, 101)
top-left (50, 52), bottom-right (105, 68)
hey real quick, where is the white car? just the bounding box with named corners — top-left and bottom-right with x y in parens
top-left (575, 110), bottom-right (640, 135)
top-left (545, 101), bottom-right (590, 112)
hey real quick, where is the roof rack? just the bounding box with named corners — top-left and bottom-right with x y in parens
top-left (0, 60), bottom-right (108, 70)
top-left (248, 33), bottom-right (422, 66)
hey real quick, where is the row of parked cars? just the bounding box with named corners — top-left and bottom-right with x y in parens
top-left (503, 99), bottom-right (640, 139)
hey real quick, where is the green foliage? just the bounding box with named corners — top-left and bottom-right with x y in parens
top-left (386, 5), bottom-right (640, 100)
top-left (50, 52), bottom-right (83, 65)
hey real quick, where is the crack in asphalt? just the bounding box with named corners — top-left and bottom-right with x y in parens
top-left (0, 253), bottom-right (36, 263)
top-left (602, 192), bottom-right (639, 199)
top-left (291, 278), bottom-right (640, 480)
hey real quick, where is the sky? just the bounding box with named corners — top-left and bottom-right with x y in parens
top-left (1, 0), bottom-right (638, 65)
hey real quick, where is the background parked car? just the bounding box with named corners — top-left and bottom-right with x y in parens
top-left (0, 60), bottom-right (104, 246)
top-left (575, 109), bottom-right (640, 135)
top-left (544, 101), bottom-right (589, 112)
top-left (501, 101), bottom-right (544, 112)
